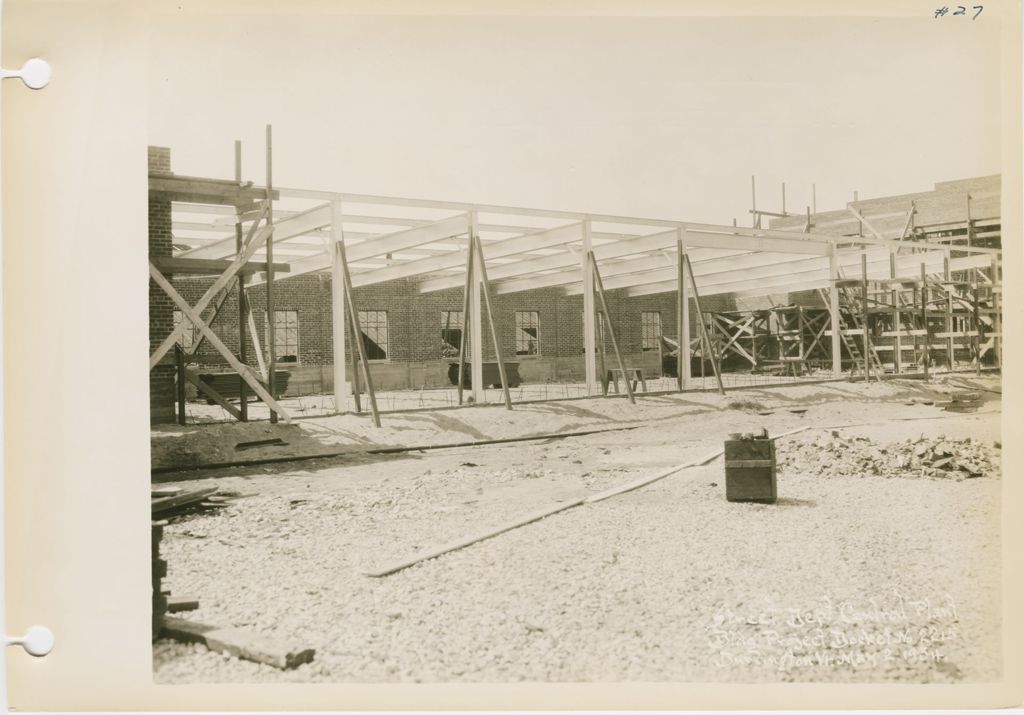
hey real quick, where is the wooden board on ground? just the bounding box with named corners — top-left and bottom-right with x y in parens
top-left (167, 597), bottom-right (200, 613)
top-left (151, 487), bottom-right (219, 516)
top-left (161, 615), bottom-right (315, 670)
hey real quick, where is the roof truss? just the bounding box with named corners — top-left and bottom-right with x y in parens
top-left (160, 185), bottom-right (1001, 300)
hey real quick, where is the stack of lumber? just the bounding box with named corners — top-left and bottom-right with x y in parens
top-left (151, 488), bottom-right (315, 670)
top-left (151, 486), bottom-right (223, 519)
top-left (152, 521), bottom-right (167, 641)
top-left (945, 391), bottom-right (984, 413)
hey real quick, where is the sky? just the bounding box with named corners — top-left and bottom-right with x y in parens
top-left (147, 11), bottom-right (1002, 226)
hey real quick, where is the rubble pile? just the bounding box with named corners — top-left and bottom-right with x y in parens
top-left (778, 432), bottom-right (1000, 480)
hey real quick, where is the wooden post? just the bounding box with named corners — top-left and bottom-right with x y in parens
top-left (684, 255), bottom-right (725, 395)
top-left (920, 262), bottom-right (930, 380)
top-left (149, 264), bottom-right (291, 422)
top-left (347, 308), bottom-right (362, 414)
top-left (675, 231), bottom-right (685, 391)
top-left (330, 201), bottom-right (348, 414)
top-left (175, 345), bottom-right (186, 425)
top-left (797, 306), bottom-right (805, 373)
top-left (457, 235), bottom-right (474, 405)
top-left (751, 176), bottom-right (759, 228)
top-left (246, 303), bottom-right (268, 380)
top-left (589, 252), bottom-right (634, 405)
top-left (966, 193), bottom-right (973, 249)
top-left (265, 124), bottom-right (277, 423)
top-left (972, 272), bottom-right (981, 376)
top-left (679, 231), bottom-right (692, 390)
top-left (890, 251), bottom-right (901, 375)
top-left (991, 255), bottom-right (1001, 368)
top-left (911, 281), bottom-right (920, 372)
top-left (582, 220), bottom-right (597, 395)
top-left (861, 252), bottom-right (871, 382)
top-left (854, 190), bottom-right (862, 237)
top-left (944, 255), bottom-right (954, 370)
top-left (469, 220), bottom-right (484, 404)
top-left (149, 204), bottom-right (269, 367)
top-left (235, 140), bottom-right (248, 421)
top-left (338, 241), bottom-right (380, 427)
top-left (472, 226), bottom-right (512, 410)
top-left (829, 244), bottom-right (842, 376)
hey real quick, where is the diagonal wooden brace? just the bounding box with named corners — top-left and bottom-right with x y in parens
top-left (185, 371), bottom-right (243, 421)
top-left (186, 282), bottom-right (234, 357)
top-left (149, 263), bottom-right (291, 423)
top-left (149, 203), bottom-right (271, 369)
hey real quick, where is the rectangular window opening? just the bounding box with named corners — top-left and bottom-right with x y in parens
top-left (641, 311), bottom-right (662, 352)
top-left (358, 310), bottom-right (389, 361)
top-left (515, 311), bottom-right (540, 356)
top-left (441, 310), bottom-right (464, 358)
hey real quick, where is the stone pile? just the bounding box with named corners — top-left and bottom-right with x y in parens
top-left (777, 432), bottom-right (1000, 480)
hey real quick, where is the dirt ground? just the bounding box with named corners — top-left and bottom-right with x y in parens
top-left (152, 374), bottom-right (1002, 683)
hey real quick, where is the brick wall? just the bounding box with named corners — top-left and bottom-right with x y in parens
top-left (170, 269), bottom-right (696, 392)
top-left (148, 146), bottom-right (176, 424)
top-left (150, 142), bottom-right (747, 399)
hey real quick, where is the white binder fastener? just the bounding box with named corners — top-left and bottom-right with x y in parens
top-left (0, 57), bottom-right (51, 89)
top-left (5, 625), bottom-right (54, 657)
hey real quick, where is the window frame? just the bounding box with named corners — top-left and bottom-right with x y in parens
top-left (640, 311), bottom-right (662, 353)
top-left (357, 309), bottom-right (390, 362)
top-left (514, 310), bottom-right (541, 357)
top-left (441, 310), bottom-right (464, 359)
top-left (271, 309), bottom-right (300, 364)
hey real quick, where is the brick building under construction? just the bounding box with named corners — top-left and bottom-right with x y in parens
top-left (148, 141), bottom-right (1001, 425)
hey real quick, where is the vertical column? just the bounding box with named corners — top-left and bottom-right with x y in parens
top-left (675, 239), bottom-right (683, 392)
top-left (469, 212), bottom-right (485, 403)
top-left (582, 219), bottom-right (597, 395)
top-left (265, 124), bottom-right (277, 423)
top-left (750, 176), bottom-right (759, 228)
top-left (175, 345), bottom-right (186, 426)
top-left (921, 262), bottom-right (930, 380)
top-left (680, 231), bottom-right (692, 388)
top-left (829, 244), bottom-right (841, 376)
top-left (991, 255), bottom-right (1001, 368)
top-left (854, 190), bottom-right (862, 237)
top-left (965, 193), bottom-right (973, 248)
top-left (944, 255), bottom-right (954, 370)
top-left (331, 200), bottom-right (348, 413)
top-left (861, 251), bottom-right (870, 382)
top-left (235, 140), bottom-right (248, 421)
top-left (972, 272), bottom-right (981, 376)
top-left (890, 250), bottom-right (901, 375)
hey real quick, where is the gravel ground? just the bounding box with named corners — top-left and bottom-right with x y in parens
top-left (153, 375), bottom-right (1002, 683)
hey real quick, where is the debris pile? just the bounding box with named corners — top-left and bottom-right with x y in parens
top-left (777, 432), bottom-right (1000, 480)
